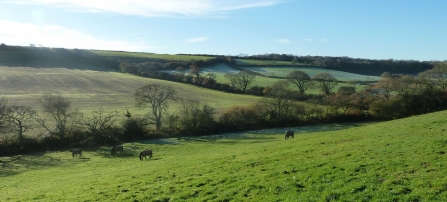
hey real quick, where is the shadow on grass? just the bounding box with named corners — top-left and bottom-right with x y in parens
top-left (140, 157), bottom-right (162, 161)
top-left (139, 139), bottom-right (181, 145)
top-left (180, 123), bottom-right (363, 142)
top-left (0, 152), bottom-right (90, 177)
top-left (137, 123), bottom-right (365, 145)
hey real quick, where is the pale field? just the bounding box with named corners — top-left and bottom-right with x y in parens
top-left (0, 66), bottom-right (261, 117)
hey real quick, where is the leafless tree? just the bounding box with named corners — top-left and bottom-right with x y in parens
top-left (34, 94), bottom-right (75, 140)
top-left (312, 73), bottom-right (338, 95)
top-left (77, 107), bottom-right (119, 142)
top-left (286, 70), bottom-right (312, 94)
top-left (225, 70), bottom-right (256, 92)
top-left (135, 84), bottom-right (177, 130)
top-left (7, 105), bottom-right (36, 144)
top-left (0, 97), bottom-right (9, 134)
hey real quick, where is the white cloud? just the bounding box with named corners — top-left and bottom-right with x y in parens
top-left (8, 0), bottom-right (281, 17)
top-left (321, 38), bottom-right (329, 43)
top-left (277, 39), bottom-right (291, 44)
top-left (185, 37), bottom-right (209, 43)
top-left (0, 20), bottom-right (152, 51)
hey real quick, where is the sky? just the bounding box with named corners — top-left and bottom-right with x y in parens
top-left (0, 0), bottom-right (446, 61)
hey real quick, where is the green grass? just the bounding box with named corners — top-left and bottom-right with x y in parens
top-left (91, 50), bottom-right (213, 61)
top-left (201, 64), bottom-right (368, 93)
top-left (2, 111), bottom-right (447, 201)
top-left (244, 66), bottom-right (380, 82)
top-left (236, 59), bottom-right (306, 66)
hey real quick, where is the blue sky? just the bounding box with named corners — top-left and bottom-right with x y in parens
top-left (0, 0), bottom-right (446, 61)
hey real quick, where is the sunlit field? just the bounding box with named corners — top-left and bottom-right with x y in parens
top-left (0, 66), bottom-right (261, 116)
top-left (201, 64), bottom-right (369, 92)
top-left (244, 66), bottom-right (380, 82)
top-left (2, 111), bottom-right (447, 201)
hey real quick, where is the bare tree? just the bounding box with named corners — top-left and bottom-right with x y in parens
top-left (135, 84), bottom-right (177, 130)
top-left (0, 97), bottom-right (9, 134)
top-left (237, 70), bottom-right (256, 92)
top-left (77, 107), bottom-right (119, 143)
top-left (7, 105), bottom-right (36, 144)
top-left (34, 94), bottom-right (75, 141)
top-left (312, 73), bottom-right (338, 95)
top-left (285, 70), bottom-right (312, 94)
top-left (225, 73), bottom-right (238, 87)
top-left (225, 70), bottom-right (256, 92)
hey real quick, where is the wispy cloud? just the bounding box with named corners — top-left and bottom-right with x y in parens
top-left (321, 38), bottom-right (329, 43)
top-left (300, 38), bottom-right (313, 43)
top-left (8, 0), bottom-right (282, 17)
top-left (277, 39), bottom-right (291, 44)
top-left (0, 20), bottom-right (152, 51)
top-left (185, 37), bottom-right (209, 43)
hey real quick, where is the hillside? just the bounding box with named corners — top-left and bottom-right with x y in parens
top-left (1, 110), bottom-right (446, 201)
top-left (0, 66), bottom-right (261, 116)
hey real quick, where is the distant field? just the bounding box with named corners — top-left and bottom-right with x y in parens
top-left (201, 64), bottom-right (368, 92)
top-left (91, 50), bottom-right (213, 61)
top-left (0, 66), bottom-right (261, 117)
top-left (235, 59), bottom-right (307, 66)
top-left (2, 110), bottom-right (447, 201)
top-left (244, 66), bottom-right (380, 82)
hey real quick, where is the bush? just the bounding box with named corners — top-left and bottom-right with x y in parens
top-left (119, 118), bottom-right (148, 141)
top-left (219, 105), bottom-right (260, 131)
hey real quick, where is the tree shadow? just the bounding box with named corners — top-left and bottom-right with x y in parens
top-left (174, 122), bottom-right (365, 143)
top-left (139, 139), bottom-right (181, 145)
top-left (0, 153), bottom-right (83, 177)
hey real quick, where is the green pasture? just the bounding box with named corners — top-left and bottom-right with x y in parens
top-left (235, 59), bottom-right (306, 66)
top-left (244, 66), bottom-right (380, 82)
top-left (91, 50), bottom-right (213, 61)
top-left (201, 64), bottom-right (368, 93)
top-left (2, 110), bottom-right (447, 201)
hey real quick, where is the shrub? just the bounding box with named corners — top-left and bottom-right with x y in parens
top-left (119, 118), bottom-right (148, 141)
top-left (219, 105), bottom-right (259, 131)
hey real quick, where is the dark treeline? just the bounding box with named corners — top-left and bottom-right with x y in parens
top-left (235, 53), bottom-right (436, 76)
top-left (0, 44), bottom-right (117, 68)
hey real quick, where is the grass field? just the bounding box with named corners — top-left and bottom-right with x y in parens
top-left (244, 66), bottom-right (380, 82)
top-left (201, 64), bottom-right (368, 93)
top-left (1, 110), bottom-right (447, 201)
top-left (235, 59), bottom-right (306, 66)
top-left (0, 66), bottom-right (261, 117)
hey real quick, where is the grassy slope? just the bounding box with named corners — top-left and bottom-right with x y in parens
top-left (0, 66), bottom-right (260, 116)
top-left (202, 64), bottom-right (368, 93)
top-left (244, 66), bottom-right (380, 82)
top-left (2, 111), bottom-right (447, 201)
